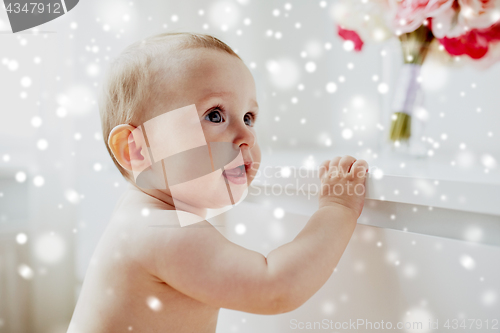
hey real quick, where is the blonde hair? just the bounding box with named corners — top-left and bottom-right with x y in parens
top-left (99, 32), bottom-right (241, 180)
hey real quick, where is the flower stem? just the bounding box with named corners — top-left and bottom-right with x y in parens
top-left (389, 24), bottom-right (434, 142)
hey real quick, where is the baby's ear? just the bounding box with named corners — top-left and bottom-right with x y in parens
top-left (108, 124), bottom-right (149, 172)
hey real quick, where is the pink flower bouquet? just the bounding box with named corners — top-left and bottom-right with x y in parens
top-left (333, 0), bottom-right (500, 142)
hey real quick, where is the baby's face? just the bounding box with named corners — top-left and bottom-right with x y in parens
top-left (141, 48), bottom-right (261, 209)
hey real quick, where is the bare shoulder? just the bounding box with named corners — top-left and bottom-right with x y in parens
top-left (108, 190), bottom-right (222, 277)
top-left (108, 188), bottom-right (284, 314)
top-left (105, 186), bottom-right (236, 291)
top-left (130, 209), bottom-right (225, 277)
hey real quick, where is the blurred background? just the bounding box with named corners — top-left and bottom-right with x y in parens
top-left (0, 0), bottom-right (499, 332)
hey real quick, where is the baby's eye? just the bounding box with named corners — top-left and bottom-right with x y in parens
top-left (206, 110), bottom-right (223, 123)
top-left (244, 113), bottom-right (254, 126)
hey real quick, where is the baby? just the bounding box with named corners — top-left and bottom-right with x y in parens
top-left (67, 32), bottom-right (368, 333)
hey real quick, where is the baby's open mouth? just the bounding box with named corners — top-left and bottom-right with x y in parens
top-left (222, 165), bottom-right (247, 185)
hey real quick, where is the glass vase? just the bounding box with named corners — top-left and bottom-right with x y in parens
top-left (389, 63), bottom-right (428, 157)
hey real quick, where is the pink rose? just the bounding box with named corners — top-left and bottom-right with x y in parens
top-left (458, 0), bottom-right (500, 29)
top-left (478, 20), bottom-right (500, 41)
top-left (331, 0), bottom-right (393, 43)
top-left (436, 20), bottom-right (500, 61)
top-left (432, 0), bottom-right (500, 38)
top-left (390, 0), bottom-right (455, 33)
top-left (438, 29), bottom-right (490, 58)
top-left (469, 40), bottom-right (500, 69)
top-left (432, 0), bottom-right (500, 64)
top-left (337, 25), bottom-right (365, 51)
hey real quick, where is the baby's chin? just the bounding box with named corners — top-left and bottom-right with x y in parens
top-left (204, 175), bottom-right (249, 208)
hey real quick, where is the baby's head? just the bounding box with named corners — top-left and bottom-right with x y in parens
top-left (99, 32), bottom-right (261, 212)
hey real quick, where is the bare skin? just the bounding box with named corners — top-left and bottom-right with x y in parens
top-left (67, 47), bottom-right (368, 332)
top-left (67, 186), bottom-right (221, 333)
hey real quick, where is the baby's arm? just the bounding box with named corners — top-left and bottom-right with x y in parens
top-left (149, 155), bottom-right (367, 314)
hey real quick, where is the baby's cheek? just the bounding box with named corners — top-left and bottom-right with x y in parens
top-left (200, 123), bottom-right (226, 143)
top-left (251, 143), bottom-right (261, 165)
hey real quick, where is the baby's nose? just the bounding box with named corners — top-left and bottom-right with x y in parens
top-left (234, 127), bottom-right (256, 149)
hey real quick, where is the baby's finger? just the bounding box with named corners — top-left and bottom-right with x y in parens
top-left (328, 156), bottom-right (342, 169)
top-left (338, 155), bottom-right (356, 176)
top-left (350, 159), bottom-right (369, 179)
top-left (328, 156), bottom-right (342, 178)
top-left (319, 160), bottom-right (330, 179)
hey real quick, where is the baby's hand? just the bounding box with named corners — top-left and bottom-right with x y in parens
top-left (318, 155), bottom-right (368, 217)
